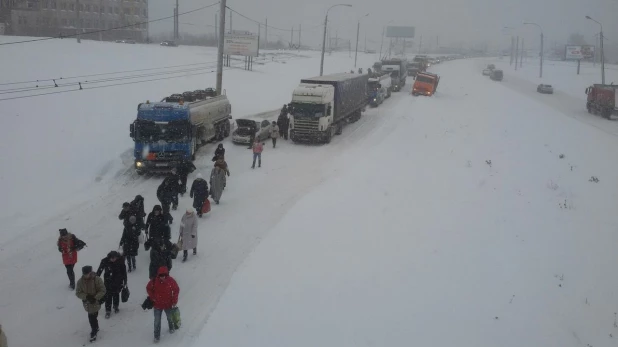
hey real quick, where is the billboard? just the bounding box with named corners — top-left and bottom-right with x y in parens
top-left (386, 26), bottom-right (415, 38)
top-left (224, 34), bottom-right (259, 57)
top-left (565, 45), bottom-right (595, 60)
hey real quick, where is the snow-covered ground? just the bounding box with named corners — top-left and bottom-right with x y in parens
top-left (2, 37), bottom-right (618, 347)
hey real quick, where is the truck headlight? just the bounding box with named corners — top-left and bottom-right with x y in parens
top-left (136, 161), bottom-right (144, 167)
top-left (373, 98), bottom-right (377, 102)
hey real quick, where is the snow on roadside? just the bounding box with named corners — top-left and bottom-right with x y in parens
top-left (193, 59), bottom-right (618, 347)
top-left (0, 37), bottom-right (376, 227)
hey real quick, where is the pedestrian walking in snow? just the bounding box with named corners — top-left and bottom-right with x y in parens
top-left (214, 157), bottom-right (230, 190)
top-left (129, 195), bottom-right (146, 226)
top-left (277, 111), bottom-right (289, 140)
top-left (75, 265), bottom-right (106, 342)
top-left (212, 143), bottom-right (225, 161)
top-left (119, 216), bottom-right (141, 272)
top-left (210, 164), bottom-right (227, 205)
top-left (190, 174), bottom-right (209, 217)
top-left (57, 228), bottom-right (86, 290)
top-left (118, 202), bottom-right (131, 223)
top-left (251, 139), bottom-right (264, 169)
top-left (145, 205), bottom-right (170, 243)
top-left (179, 208), bottom-right (198, 262)
top-left (146, 266), bottom-right (179, 343)
top-left (157, 176), bottom-right (180, 212)
top-left (0, 324), bottom-right (7, 347)
top-left (96, 251), bottom-right (128, 319)
top-left (149, 239), bottom-right (174, 280)
top-left (176, 160), bottom-right (196, 196)
top-left (270, 121), bottom-right (280, 148)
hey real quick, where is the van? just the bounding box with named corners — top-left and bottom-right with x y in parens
top-left (490, 70), bottom-right (503, 81)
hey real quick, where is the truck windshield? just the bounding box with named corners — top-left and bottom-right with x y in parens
top-left (135, 121), bottom-right (189, 142)
top-left (390, 71), bottom-right (400, 78)
top-left (290, 103), bottom-right (325, 117)
top-left (416, 75), bottom-right (434, 84)
top-left (367, 82), bottom-right (380, 92)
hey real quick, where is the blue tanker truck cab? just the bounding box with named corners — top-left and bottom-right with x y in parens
top-left (131, 103), bottom-right (196, 174)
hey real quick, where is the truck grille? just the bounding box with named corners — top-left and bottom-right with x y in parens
top-left (293, 118), bottom-right (319, 132)
top-left (154, 151), bottom-right (184, 161)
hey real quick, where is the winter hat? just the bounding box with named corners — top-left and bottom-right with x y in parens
top-left (129, 216), bottom-right (137, 224)
top-left (217, 143), bottom-right (223, 148)
top-left (196, 173), bottom-right (203, 179)
top-left (135, 195), bottom-right (144, 201)
top-left (107, 251), bottom-right (121, 259)
top-left (59, 228), bottom-right (68, 236)
top-left (122, 202), bottom-right (130, 208)
top-left (186, 208), bottom-right (194, 214)
top-left (82, 265), bottom-right (93, 275)
top-left (153, 205), bottom-right (162, 212)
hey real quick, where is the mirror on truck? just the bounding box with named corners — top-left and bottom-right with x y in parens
top-left (585, 87), bottom-right (590, 95)
top-left (129, 123), bottom-right (135, 138)
top-left (327, 106), bottom-right (332, 116)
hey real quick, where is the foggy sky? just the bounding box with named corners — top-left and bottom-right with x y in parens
top-left (148, 0), bottom-right (618, 51)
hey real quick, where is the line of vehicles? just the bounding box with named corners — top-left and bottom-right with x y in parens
top-left (482, 64), bottom-right (503, 81)
top-left (129, 55), bottom-right (458, 174)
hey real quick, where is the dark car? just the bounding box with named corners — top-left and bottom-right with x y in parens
top-left (160, 41), bottom-right (178, 47)
top-left (490, 70), bottom-right (503, 81)
top-left (537, 84), bottom-right (554, 94)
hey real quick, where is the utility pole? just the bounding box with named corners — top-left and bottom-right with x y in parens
top-left (98, 0), bottom-right (102, 41)
top-left (600, 30), bottom-right (605, 84)
top-left (265, 18), bottom-right (267, 46)
top-left (418, 35), bottom-right (422, 53)
top-left (291, 26), bottom-right (294, 47)
top-left (175, 0), bottom-right (178, 39)
top-left (298, 24), bottom-right (301, 49)
top-left (229, 10), bottom-right (232, 33)
top-left (510, 37), bottom-right (514, 65)
top-left (215, 14), bottom-right (218, 42)
top-left (364, 33), bottom-right (366, 53)
top-left (76, 0), bottom-right (81, 43)
top-left (257, 23), bottom-right (260, 48)
top-left (215, 0), bottom-right (226, 95)
top-left (354, 20), bottom-right (359, 67)
top-left (520, 38), bottom-right (523, 68)
top-left (379, 26), bottom-right (385, 59)
top-left (436, 35), bottom-right (439, 47)
top-left (515, 36), bottom-right (519, 71)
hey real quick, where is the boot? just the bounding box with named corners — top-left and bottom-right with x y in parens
top-left (114, 307), bottom-right (119, 314)
top-left (105, 312), bottom-right (111, 319)
top-left (69, 283), bottom-right (75, 290)
top-left (193, 249), bottom-right (197, 255)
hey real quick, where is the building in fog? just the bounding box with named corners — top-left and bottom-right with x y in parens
top-left (0, 0), bottom-right (148, 41)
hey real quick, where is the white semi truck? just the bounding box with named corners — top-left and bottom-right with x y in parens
top-left (288, 73), bottom-right (368, 144)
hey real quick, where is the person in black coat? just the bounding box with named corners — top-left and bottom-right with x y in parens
top-left (212, 144), bottom-right (225, 161)
top-left (145, 205), bottom-right (171, 243)
top-left (149, 238), bottom-right (175, 279)
top-left (129, 195), bottom-right (146, 227)
top-left (96, 251), bottom-right (127, 317)
top-left (176, 161), bottom-right (196, 195)
top-left (119, 216), bottom-right (141, 272)
top-left (118, 202), bottom-right (131, 223)
top-left (277, 112), bottom-right (289, 140)
top-left (157, 175), bottom-right (180, 212)
top-left (190, 174), bottom-right (209, 217)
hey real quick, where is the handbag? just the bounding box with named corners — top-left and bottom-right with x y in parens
top-left (201, 199), bottom-right (211, 214)
top-left (170, 307), bottom-right (181, 329)
top-left (121, 286), bottom-right (130, 303)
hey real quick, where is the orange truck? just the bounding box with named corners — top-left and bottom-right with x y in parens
top-left (412, 72), bottom-right (440, 96)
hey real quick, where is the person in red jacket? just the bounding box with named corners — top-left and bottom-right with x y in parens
top-left (57, 228), bottom-right (86, 290)
top-left (146, 266), bottom-right (179, 343)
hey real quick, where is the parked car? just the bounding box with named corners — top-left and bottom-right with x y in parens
top-left (490, 70), bottom-right (503, 81)
top-left (482, 69), bottom-right (492, 76)
top-left (232, 119), bottom-right (272, 144)
top-left (487, 64), bottom-right (496, 70)
top-left (124, 39), bottom-right (136, 44)
top-left (160, 41), bottom-right (178, 47)
top-left (537, 84), bottom-right (554, 94)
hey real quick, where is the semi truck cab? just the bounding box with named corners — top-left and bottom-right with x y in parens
top-left (289, 84), bottom-right (336, 142)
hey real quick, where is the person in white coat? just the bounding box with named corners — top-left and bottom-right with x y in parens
top-left (270, 121), bottom-right (280, 148)
top-left (179, 208), bottom-right (198, 262)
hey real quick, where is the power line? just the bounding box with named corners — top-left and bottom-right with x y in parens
top-left (0, 61), bottom-right (218, 87)
top-left (0, 53), bottom-right (307, 102)
top-left (225, 6), bottom-right (321, 33)
top-left (0, 2), bottom-right (220, 47)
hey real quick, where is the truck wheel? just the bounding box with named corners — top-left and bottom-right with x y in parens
top-left (136, 170), bottom-right (145, 176)
top-left (223, 121), bottom-right (231, 137)
top-left (324, 131), bottom-right (332, 143)
top-left (587, 106), bottom-right (592, 114)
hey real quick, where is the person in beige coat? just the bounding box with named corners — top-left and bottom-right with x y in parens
top-left (75, 265), bottom-right (106, 342)
top-left (179, 208), bottom-right (198, 262)
top-left (0, 324), bottom-right (7, 347)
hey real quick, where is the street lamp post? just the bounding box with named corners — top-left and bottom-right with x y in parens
top-left (320, 4), bottom-right (352, 76)
top-left (354, 13), bottom-right (369, 68)
top-left (379, 20), bottom-right (394, 61)
top-left (523, 22), bottom-right (544, 78)
top-left (586, 15), bottom-right (605, 84)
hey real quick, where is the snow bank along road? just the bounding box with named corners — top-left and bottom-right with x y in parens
top-left (195, 59), bottom-right (618, 347)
